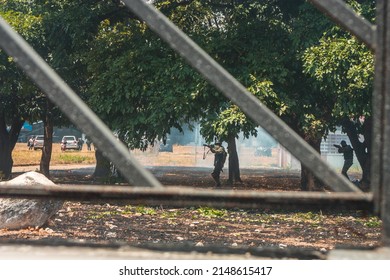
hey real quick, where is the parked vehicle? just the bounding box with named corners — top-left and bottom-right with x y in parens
top-left (61, 135), bottom-right (79, 151)
top-left (158, 138), bottom-right (173, 152)
top-left (254, 146), bottom-right (272, 157)
top-left (33, 135), bottom-right (44, 150)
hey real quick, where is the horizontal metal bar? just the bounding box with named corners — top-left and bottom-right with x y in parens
top-left (309, 0), bottom-right (376, 50)
top-left (0, 17), bottom-right (162, 188)
top-left (0, 185), bottom-right (374, 211)
top-left (124, 0), bottom-right (361, 193)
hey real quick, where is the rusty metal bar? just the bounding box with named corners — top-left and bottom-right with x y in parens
top-left (0, 17), bottom-right (162, 189)
top-left (308, 0), bottom-right (376, 51)
top-left (372, 1), bottom-right (385, 214)
top-left (381, 0), bottom-right (390, 248)
top-left (371, 1), bottom-right (386, 213)
top-left (0, 185), bottom-right (373, 211)
top-left (372, 0), bottom-right (390, 246)
top-left (123, 0), bottom-right (361, 193)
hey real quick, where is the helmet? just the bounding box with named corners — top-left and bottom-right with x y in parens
top-left (340, 140), bottom-right (347, 146)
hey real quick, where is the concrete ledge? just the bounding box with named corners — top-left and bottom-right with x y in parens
top-left (0, 245), bottom-right (266, 260)
top-left (328, 247), bottom-right (390, 259)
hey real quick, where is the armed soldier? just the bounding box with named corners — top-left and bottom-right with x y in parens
top-left (204, 141), bottom-right (227, 187)
top-left (334, 140), bottom-right (354, 180)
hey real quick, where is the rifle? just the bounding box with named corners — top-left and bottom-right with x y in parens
top-left (203, 144), bottom-right (211, 159)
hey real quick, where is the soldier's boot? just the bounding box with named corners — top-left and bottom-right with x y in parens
top-left (211, 172), bottom-right (221, 187)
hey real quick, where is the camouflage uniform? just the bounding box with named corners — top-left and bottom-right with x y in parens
top-left (209, 143), bottom-right (227, 187)
top-left (334, 140), bottom-right (354, 180)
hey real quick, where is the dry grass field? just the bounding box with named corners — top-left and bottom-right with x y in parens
top-left (12, 143), bottom-right (96, 166)
top-left (12, 143), bottom-right (281, 169)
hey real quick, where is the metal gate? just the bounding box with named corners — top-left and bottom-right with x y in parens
top-left (0, 0), bottom-right (388, 259)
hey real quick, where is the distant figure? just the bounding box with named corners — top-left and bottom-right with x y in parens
top-left (334, 140), bottom-right (354, 180)
top-left (27, 136), bottom-right (34, 150)
top-left (204, 142), bottom-right (227, 187)
top-left (78, 138), bottom-right (84, 151)
top-left (61, 139), bottom-right (66, 151)
top-left (86, 138), bottom-right (92, 151)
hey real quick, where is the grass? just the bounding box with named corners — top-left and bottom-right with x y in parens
top-left (12, 143), bottom-right (96, 166)
top-left (356, 216), bottom-right (382, 228)
top-left (197, 206), bottom-right (227, 218)
top-left (58, 154), bottom-right (89, 164)
top-left (87, 205), bottom-right (157, 219)
top-left (84, 206), bottom-right (381, 234)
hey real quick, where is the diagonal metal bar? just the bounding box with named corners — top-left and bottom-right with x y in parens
top-left (124, 0), bottom-right (361, 193)
top-left (0, 17), bottom-right (162, 188)
top-left (308, 0), bottom-right (376, 51)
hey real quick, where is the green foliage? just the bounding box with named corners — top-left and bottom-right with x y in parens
top-left (357, 216), bottom-right (382, 228)
top-left (84, 2), bottom-right (209, 150)
top-left (0, 3), bottom-right (44, 122)
top-left (0, 1), bottom-right (69, 134)
top-left (1, 0), bottom-right (375, 179)
top-left (88, 210), bottom-right (120, 220)
top-left (40, 0), bottom-right (373, 155)
top-left (87, 205), bottom-right (157, 219)
top-left (135, 205), bottom-right (157, 215)
top-left (303, 36), bottom-right (374, 120)
top-left (197, 206), bottom-right (227, 218)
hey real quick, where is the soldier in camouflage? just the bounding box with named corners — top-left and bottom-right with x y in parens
top-left (204, 142), bottom-right (227, 187)
top-left (334, 140), bottom-right (354, 180)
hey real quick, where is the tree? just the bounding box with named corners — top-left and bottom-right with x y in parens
top-left (83, 1), bottom-right (211, 177)
top-left (193, 0), bottom-right (337, 190)
top-left (296, 0), bottom-right (375, 190)
top-left (33, 0), bottom-right (130, 177)
top-left (80, 0), bottom-right (376, 191)
top-left (303, 36), bottom-right (374, 189)
top-left (13, 0), bottom-right (373, 191)
top-left (0, 4), bottom-right (43, 179)
top-left (83, 0), bottom-right (298, 182)
top-left (200, 81), bottom-right (278, 184)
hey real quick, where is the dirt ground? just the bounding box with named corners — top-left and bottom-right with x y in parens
top-left (0, 164), bottom-right (382, 258)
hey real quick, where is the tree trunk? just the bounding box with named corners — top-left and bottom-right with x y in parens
top-left (342, 117), bottom-right (371, 190)
top-left (93, 149), bottom-right (111, 178)
top-left (0, 112), bottom-right (23, 180)
top-left (0, 136), bottom-right (13, 181)
top-left (227, 134), bottom-right (242, 184)
top-left (300, 136), bottom-right (324, 191)
top-left (40, 100), bottom-right (54, 177)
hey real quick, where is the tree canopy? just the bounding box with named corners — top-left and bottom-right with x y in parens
top-left (0, 1), bottom-right (45, 178)
top-left (0, 0), bottom-right (376, 187)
